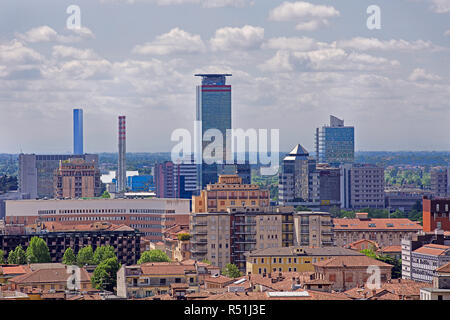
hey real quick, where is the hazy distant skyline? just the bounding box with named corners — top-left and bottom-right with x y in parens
top-left (0, 0), bottom-right (449, 154)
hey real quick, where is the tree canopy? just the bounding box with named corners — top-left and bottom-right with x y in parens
top-left (93, 245), bottom-right (116, 265)
top-left (91, 257), bottom-right (121, 292)
top-left (77, 245), bottom-right (94, 266)
top-left (137, 250), bottom-right (171, 264)
top-left (62, 248), bottom-right (77, 265)
top-left (177, 233), bottom-right (191, 241)
top-left (0, 249), bottom-right (5, 264)
top-left (8, 245), bottom-right (27, 265)
top-left (26, 236), bottom-right (51, 264)
top-left (221, 263), bottom-right (241, 278)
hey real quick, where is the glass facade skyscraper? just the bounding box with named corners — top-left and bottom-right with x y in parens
top-left (315, 115), bottom-right (354, 166)
top-left (73, 108), bottom-right (83, 155)
top-left (195, 74), bottom-right (232, 189)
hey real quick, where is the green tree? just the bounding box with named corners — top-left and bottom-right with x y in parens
top-left (137, 250), bottom-right (171, 264)
top-left (222, 263), bottom-right (241, 278)
top-left (91, 257), bottom-right (121, 292)
top-left (93, 245), bottom-right (116, 265)
top-left (201, 259), bottom-right (212, 265)
top-left (62, 248), bottom-right (77, 265)
top-left (101, 190), bottom-right (111, 199)
top-left (295, 205), bottom-right (312, 212)
top-left (0, 249), bottom-right (5, 264)
top-left (26, 236), bottom-right (51, 264)
top-left (8, 245), bottom-right (27, 265)
top-left (177, 233), bottom-right (191, 241)
top-left (77, 245), bottom-right (94, 266)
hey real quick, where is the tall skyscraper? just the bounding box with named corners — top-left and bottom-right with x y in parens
top-left (117, 116), bottom-right (127, 193)
top-left (431, 167), bottom-right (448, 197)
top-left (195, 74), bottom-right (232, 190)
top-left (315, 115), bottom-right (354, 166)
top-left (73, 109), bottom-right (83, 155)
top-left (155, 161), bottom-right (175, 198)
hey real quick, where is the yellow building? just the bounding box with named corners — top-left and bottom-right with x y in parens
top-left (246, 246), bottom-right (364, 275)
top-left (192, 175), bottom-right (270, 213)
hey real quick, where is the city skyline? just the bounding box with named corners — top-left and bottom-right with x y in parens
top-left (0, 0), bottom-right (449, 154)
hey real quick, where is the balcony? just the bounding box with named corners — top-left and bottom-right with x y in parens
top-left (234, 238), bottom-right (256, 244)
top-left (191, 239), bottom-right (207, 245)
top-left (191, 248), bottom-right (207, 255)
top-left (235, 222), bottom-right (256, 226)
top-left (322, 240), bottom-right (334, 245)
top-left (321, 230), bottom-right (334, 236)
top-left (193, 230), bottom-right (207, 235)
top-left (195, 222), bottom-right (207, 227)
top-left (300, 221), bottom-right (309, 226)
top-left (234, 231), bottom-right (257, 235)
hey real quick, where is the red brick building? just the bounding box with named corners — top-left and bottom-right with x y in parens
top-left (423, 197), bottom-right (450, 232)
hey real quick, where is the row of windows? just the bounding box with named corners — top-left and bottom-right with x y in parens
top-left (253, 257), bottom-right (324, 264)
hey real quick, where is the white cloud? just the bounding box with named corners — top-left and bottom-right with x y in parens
top-left (428, 0), bottom-right (450, 13)
top-left (0, 40), bottom-right (43, 64)
top-left (336, 37), bottom-right (436, 51)
top-left (210, 25), bottom-right (264, 51)
top-left (16, 26), bottom-right (94, 44)
top-left (52, 45), bottom-right (100, 60)
top-left (132, 28), bottom-right (205, 55)
top-left (263, 36), bottom-right (329, 51)
top-left (269, 1), bottom-right (339, 31)
top-left (445, 30), bottom-right (450, 36)
top-left (258, 50), bottom-right (293, 72)
top-left (99, 0), bottom-right (254, 8)
top-left (408, 68), bottom-right (442, 82)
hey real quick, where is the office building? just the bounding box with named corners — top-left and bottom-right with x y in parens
top-left (349, 164), bottom-right (385, 209)
top-left (73, 108), bottom-right (83, 155)
top-left (420, 262), bottom-right (450, 300)
top-left (18, 154), bottom-right (98, 199)
top-left (117, 116), bottom-right (127, 193)
top-left (278, 144), bottom-right (310, 205)
top-left (423, 196), bottom-right (450, 232)
top-left (279, 145), bottom-right (341, 211)
top-left (293, 211), bottom-right (334, 247)
top-left (190, 206), bottom-right (295, 272)
top-left (54, 158), bottom-right (102, 199)
top-left (430, 167), bottom-right (448, 197)
top-left (195, 74), bottom-right (232, 189)
top-left (315, 115), bottom-right (354, 165)
top-left (155, 161), bottom-right (175, 198)
top-left (385, 188), bottom-right (430, 213)
top-left (4, 198), bottom-right (190, 242)
top-left (333, 212), bottom-right (422, 247)
top-left (173, 159), bottom-right (199, 198)
top-left (245, 246), bottom-right (363, 275)
top-left (127, 175), bottom-right (155, 192)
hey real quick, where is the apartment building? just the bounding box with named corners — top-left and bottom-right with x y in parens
top-left (192, 175), bottom-right (270, 213)
top-left (0, 221), bottom-right (141, 265)
top-left (245, 246), bottom-right (363, 275)
top-left (116, 261), bottom-right (219, 299)
top-left (293, 211), bottom-right (334, 247)
top-left (422, 196), bottom-right (450, 232)
top-left (4, 198), bottom-right (189, 242)
top-left (313, 255), bottom-right (392, 292)
top-left (333, 212), bottom-right (422, 247)
top-left (190, 206), bottom-right (295, 272)
top-left (430, 167), bottom-right (448, 198)
top-left (349, 164), bottom-right (385, 209)
top-left (411, 243), bottom-right (450, 283)
top-left (420, 262), bottom-right (450, 300)
top-left (54, 158), bottom-right (102, 199)
top-left (401, 230), bottom-right (446, 280)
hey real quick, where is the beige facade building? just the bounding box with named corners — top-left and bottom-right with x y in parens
top-left (190, 206), bottom-right (295, 272)
top-left (349, 164), bottom-right (385, 209)
top-left (192, 175), bottom-right (270, 213)
top-left (333, 212), bottom-right (422, 247)
top-left (54, 158), bottom-right (102, 199)
top-left (293, 211), bottom-right (334, 247)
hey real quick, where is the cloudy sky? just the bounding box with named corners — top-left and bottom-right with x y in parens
top-left (0, 0), bottom-right (449, 154)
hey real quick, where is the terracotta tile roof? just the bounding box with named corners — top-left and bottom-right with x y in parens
top-left (170, 283), bottom-right (189, 289)
top-left (0, 265), bottom-right (31, 275)
top-left (333, 218), bottom-right (422, 231)
top-left (348, 239), bottom-right (379, 250)
top-left (204, 291), bottom-right (351, 300)
top-left (377, 246), bottom-right (402, 253)
top-left (304, 278), bottom-right (333, 285)
top-left (313, 255), bottom-right (393, 268)
top-left (138, 262), bottom-right (196, 276)
top-left (204, 275), bottom-right (234, 285)
top-left (343, 278), bottom-right (427, 300)
top-left (249, 272), bottom-right (315, 292)
top-left (436, 262), bottom-right (450, 273)
top-left (413, 244), bottom-right (450, 256)
top-left (9, 267), bottom-right (91, 284)
top-left (67, 294), bottom-right (103, 300)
